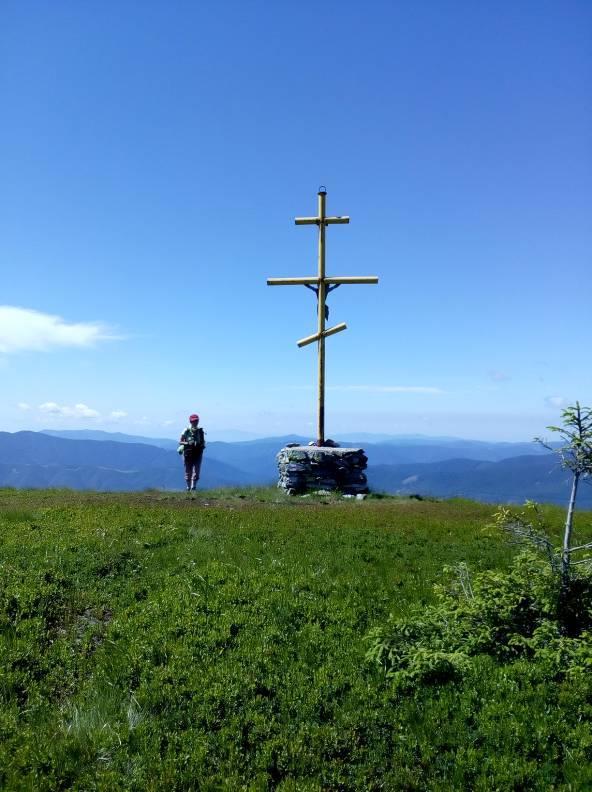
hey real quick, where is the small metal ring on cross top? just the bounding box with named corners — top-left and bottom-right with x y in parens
top-left (318, 185), bottom-right (327, 195)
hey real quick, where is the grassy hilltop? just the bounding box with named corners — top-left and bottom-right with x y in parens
top-left (1, 488), bottom-right (592, 790)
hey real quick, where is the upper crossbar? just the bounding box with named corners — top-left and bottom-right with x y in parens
top-left (267, 275), bottom-right (378, 286)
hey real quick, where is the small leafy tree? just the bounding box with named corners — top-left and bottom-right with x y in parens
top-left (367, 404), bottom-right (592, 684)
top-left (535, 402), bottom-right (592, 592)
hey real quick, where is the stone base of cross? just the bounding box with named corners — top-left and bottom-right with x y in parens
top-left (267, 188), bottom-right (378, 446)
top-left (276, 444), bottom-right (369, 496)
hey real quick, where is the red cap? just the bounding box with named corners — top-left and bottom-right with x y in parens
top-left (189, 413), bottom-right (199, 422)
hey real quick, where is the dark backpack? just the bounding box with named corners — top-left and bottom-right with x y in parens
top-left (183, 427), bottom-right (205, 449)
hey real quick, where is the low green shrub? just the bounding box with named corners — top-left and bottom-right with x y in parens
top-left (367, 548), bottom-right (592, 690)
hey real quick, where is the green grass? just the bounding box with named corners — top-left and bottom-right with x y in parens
top-left (1, 487), bottom-right (591, 790)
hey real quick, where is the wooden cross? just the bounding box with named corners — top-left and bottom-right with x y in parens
top-left (267, 188), bottom-right (378, 446)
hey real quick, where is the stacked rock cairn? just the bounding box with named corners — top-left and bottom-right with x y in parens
top-left (277, 443), bottom-right (369, 495)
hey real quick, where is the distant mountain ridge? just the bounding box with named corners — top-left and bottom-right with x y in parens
top-left (39, 430), bottom-right (557, 489)
top-left (41, 429), bottom-right (300, 447)
top-left (0, 430), bottom-right (580, 507)
top-left (369, 456), bottom-right (592, 508)
top-left (42, 428), bottom-right (555, 452)
top-left (0, 432), bottom-right (261, 490)
top-left (42, 429), bottom-right (179, 450)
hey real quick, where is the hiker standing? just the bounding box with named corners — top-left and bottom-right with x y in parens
top-left (179, 413), bottom-right (206, 494)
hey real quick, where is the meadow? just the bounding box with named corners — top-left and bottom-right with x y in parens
top-left (1, 487), bottom-right (592, 790)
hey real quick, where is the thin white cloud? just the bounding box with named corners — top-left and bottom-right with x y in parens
top-left (489, 370), bottom-right (511, 382)
top-left (0, 306), bottom-right (119, 354)
top-left (39, 402), bottom-right (100, 419)
top-left (545, 396), bottom-right (569, 409)
top-left (17, 402), bottom-right (31, 411)
top-left (109, 410), bottom-right (127, 420)
top-left (328, 385), bottom-right (444, 394)
top-left (275, 384), bottom-right (444, 394)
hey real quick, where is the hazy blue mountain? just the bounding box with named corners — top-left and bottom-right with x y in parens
top-left (205, 436), bottom-right (307, 482)
top-left (338, 433), bottom-right (470, 444)
top-left (0, 432), bottom-right (259, 490)
top-left (42, 429), bottom-right (179, 450)
top-left (0, 461), bottom-right (254, 491)
top-left (204, 437), bottom-right (553, 476)
top-left (2, 432), bottom-right (173, 466)
top-left (42, 428), bottom-right (271, 445)
top-left (0, 431), bottom-right (581, 505)
top-left (205, 430), bottom-right (271, 442)
top-left (368, 455), bottom-right (591, 508)
top-left (38, 432), bottom-right (308, 485)
top-left (39, 429), bottom-right (553, 466)
top-left (345, 441), bottom-right (552, 465)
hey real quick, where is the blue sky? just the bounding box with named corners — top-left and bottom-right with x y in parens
top-left (1, 1), bottom-right (590, 441)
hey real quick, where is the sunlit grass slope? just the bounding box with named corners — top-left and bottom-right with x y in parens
top-left (1, 488), bottom-right (591, 790)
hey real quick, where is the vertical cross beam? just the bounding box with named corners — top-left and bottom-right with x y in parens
top-left (317, 189), bottom-right (327, 445)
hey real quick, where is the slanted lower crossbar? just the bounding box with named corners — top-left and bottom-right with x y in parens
top-left (297, 322), bottom-right (347, 348)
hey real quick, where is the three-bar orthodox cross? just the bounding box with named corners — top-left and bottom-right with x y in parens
top-left (267, 188), bottom-right (378, 446)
